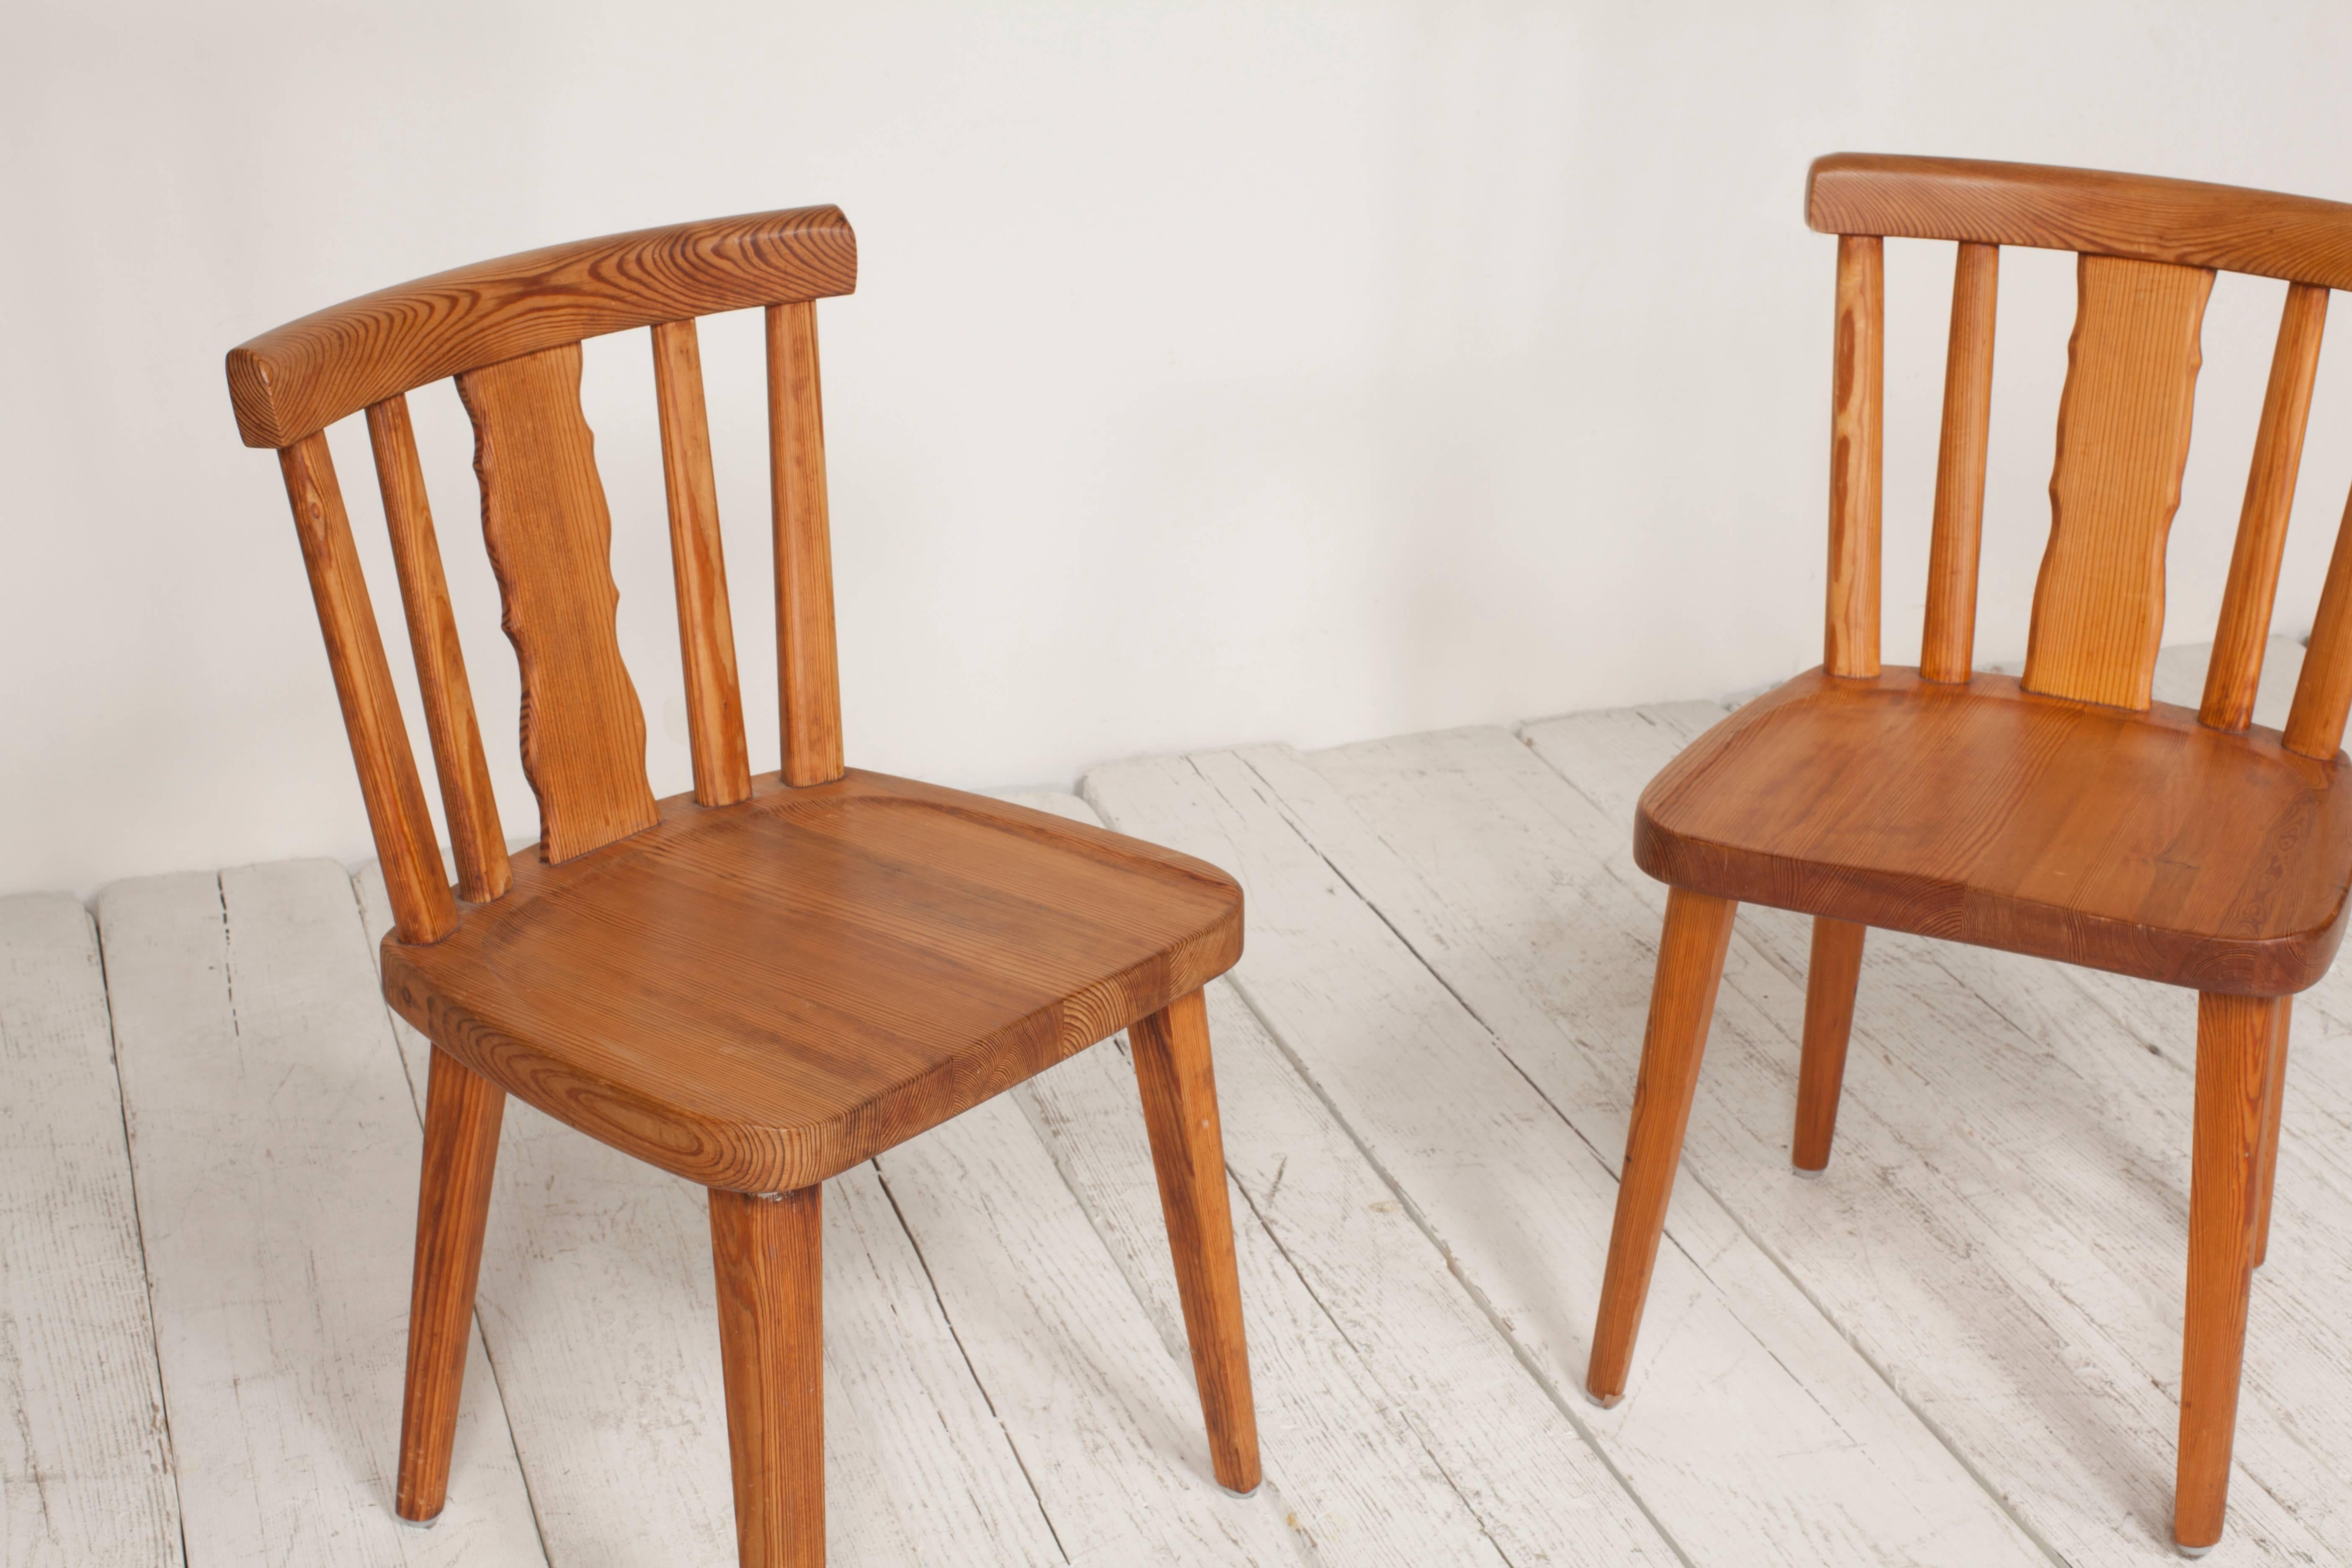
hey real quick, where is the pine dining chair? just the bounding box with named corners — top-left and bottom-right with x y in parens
top-left (1585, 155), bottom-right (2352, 1557)
top-left (223, 208), bottom-right (1260, 1567)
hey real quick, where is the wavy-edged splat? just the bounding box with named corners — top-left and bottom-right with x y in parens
top-left (2022, 255), bottom-right (2214, 710)
top-left (459, 342), bottom-right (660, 863)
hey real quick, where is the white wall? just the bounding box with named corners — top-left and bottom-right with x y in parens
top-left (8, 0), bottom-right (2352, 897)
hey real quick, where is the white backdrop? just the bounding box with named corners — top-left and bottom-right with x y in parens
top-left (8, 0), bottom-right (2352, 897)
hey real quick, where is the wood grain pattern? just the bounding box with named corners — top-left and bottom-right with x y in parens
top-left (2022, 255), bottom-right (2213, 710)
top-left (1808, 153), bottom-right (2352, 289)
top-left (2202, 284), bottom-right (2328, 732)
top-left (366, 394), bottom-right (513, 903)
top-left (2175, 992), bottom-right (2275, 1551)
top-left (2253, 996), bottom-right (2292, 1270)
top-left (358, 867), bottom-right (1072, 1567)
top-left (229, 207), bottom-right (1276, 1567)
top-left (279, 431), bottom-right (456, 943)
top-left (709, 1186), bottom-right (824, 1568)
top-left (2286, 483), bottom-right (2352, 759)
top-left (228, 206), bottom-right (856, 448)
top-left (1921, 242), bottom-right (1999, 683)
top-left (1791, 916), bottom-right (1866, 1172)
top-left (395, 1046), bottom-right (506, 1522)
top-left (767, 302), bottom-right (844, 785)
top-left (1586, 885), bottom-right (1737, 1403)
top-left (652, 318), bottom-right (753, 807)
top-left (1603, 155), bottom-right (2341, 1551)
top-left (1465, 705), bottom-right (2345, 1558)
top-left (1826, 235), bottom-right (1884, 678)
top-left (1635, 668), bottom-right (2352, 995)
top-left (1127, 988), bottom-right (1261, 1495)
top-left (382, 770), bottom-right (1245, 1193)
top-left (459, 342), bottom-right (661, 863)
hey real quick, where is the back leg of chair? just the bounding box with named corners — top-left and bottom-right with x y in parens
top-left (2175, 993), bottom-right (2282, 1555)
top-left (1792, 918), bottom-right (1867, 1174)
top-left (396, 1047), bottom-right (506, 1522)
top-left (2251, 997), bottom-right (2292, 1269)
top-left (1130, 987), bottom-right (1262, 1496)
top-left (1588, 887), bottom-right (1738, 1404)
top-left (710, 1185), bottom-right (825, 1568)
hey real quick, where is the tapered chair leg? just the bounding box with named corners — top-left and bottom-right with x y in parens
top-left (1588, 887), bottom-right (1738, 1405)
top-left (709, 1186), bottom-right (824, 1568)
top-left (2251, 997), bottom-right (2291, 1269)
top-left (2175, 993), bottom-right (2281, 1555)
top-left (1792, 917), bottom-right (1867, 1174)
top-left (397, 1046), bottom-right (507, 1522)
top-left (1130, 987), bottom-right (1262, 1496)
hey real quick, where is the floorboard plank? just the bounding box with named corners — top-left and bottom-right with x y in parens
top-left (1083, 753), bottom-right (2043, 1567)
top-left (1004, 792), bottom-right (1670, 1566)
top-left (874, 1092), bottom-right (1318, 1567)
top-left (94, 864), bottom-right (546, 1566)
top-left (0, 892), bottom-right (182, 1567)
top-left (352, 864), bottom-right (1066, 1568)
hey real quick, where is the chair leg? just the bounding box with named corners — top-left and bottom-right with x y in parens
top-left (2175, 993), bottom-right (2281, 1555)
top-left (709, 1186), bottom-right (824, 1568)
top-left (1130, 987), bottom-right (1262, 1496)
top-left (2251, 997), bottom-right (2292, 1269)
top-left (1588, 887), bottom-right (1738, 1405)
top-left (1792, 917), bottom-right (1867, 1175)
top-left (396, 1046), bottom-right (506, 1522)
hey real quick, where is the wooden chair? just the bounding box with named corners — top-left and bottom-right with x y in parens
top-left (1585, 155), bottom-right (2352, 1557)
top-left (223, 208), bottom-right (1261, 1567)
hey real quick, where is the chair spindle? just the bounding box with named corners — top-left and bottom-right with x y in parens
top-left (1826, 235), bottom-right (1884, 678)
top-left (2202, 283), bottom-right (2329, 731)
top-left (2284, 482), bottom-right (2352, 758)
top-left (366, 395), bottom-right (512, 903)
top-left (651, 319), bottom-right (753, 807)
top-left (767, 301), bottom-right (845, 785)
top-left (1920, 243), bottom-right (1999, 683)
top-left (278, 430), bottom-right (457, 943)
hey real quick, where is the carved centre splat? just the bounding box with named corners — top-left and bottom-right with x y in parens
top-left (459, 342), bottom-right (660, 862)
top-left (2023, 254), bottom-right (2215, 710)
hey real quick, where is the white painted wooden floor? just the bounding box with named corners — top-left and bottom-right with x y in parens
top-left (10, 640), bottom-right (2352, 1566)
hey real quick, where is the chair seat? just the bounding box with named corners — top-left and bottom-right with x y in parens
top-left (383, 769), bottom-right (1243, 1192)
top-left (1634, 667), bottom-right (2352, 995)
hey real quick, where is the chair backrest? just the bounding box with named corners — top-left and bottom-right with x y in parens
top-left (1805, 153), bottom-right (2352, 754)
top-left (226, 207), bottom-right (857, 945)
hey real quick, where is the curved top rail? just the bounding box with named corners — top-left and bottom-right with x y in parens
top-left (228, 205), bottom-right (856, 448)
top-left (1807, 154), bottom-right (2352, 290)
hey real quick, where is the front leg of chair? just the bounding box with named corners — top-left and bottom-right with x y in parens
top-left (1130, 987), bottom-right (1262, 1496)
top-left (710, 1185), bottom-right (824, 1568)
top-left (397, 1045), bottom-right (506, 1522)
top-left (2251, 996), bottom-right (2291, 1269)
top-left (1588, 887), bottom-right (1737, 1405)
top-left (1792, 917), bottom-right (1866, 1174)
top-left (2175, 993), bottom-right (2282, 1555)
